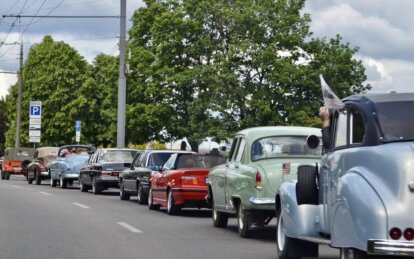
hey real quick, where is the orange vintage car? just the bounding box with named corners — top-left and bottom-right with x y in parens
top-left (148, 153), bottom-right (227, 215)
top-left (1, 147), bottom-right (35, 180)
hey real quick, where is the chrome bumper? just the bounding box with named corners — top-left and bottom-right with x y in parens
top-left (249, 197), bottom-right (275, 205)
top-left (368, 239), bottom-right (414, 257)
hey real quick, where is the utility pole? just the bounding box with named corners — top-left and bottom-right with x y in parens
top-left (117, 0), bottom-right (126, 148)
top-left (15, 37), bottom-right (23, 147)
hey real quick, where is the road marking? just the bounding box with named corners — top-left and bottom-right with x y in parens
top-left (39, 191), bottom-right (51, 195)
top-left (73, 202), bottom-right (90, 209)
top-left (12, 185), bottom-right (22, 189)
top-left (116, 222), bottom-right (142, 233)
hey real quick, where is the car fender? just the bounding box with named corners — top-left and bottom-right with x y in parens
top-left (277, 180), bottom-right (321, 238)
top-left (331, 169), bottom-right (387, 250)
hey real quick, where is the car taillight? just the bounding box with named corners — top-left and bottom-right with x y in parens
top-left (389, 227), bottom-right (402, 240)
top-left (101, 171), bottom-right (111, 176)
top-left (181, 176), bottom-right (198, 185)
top-left (404, 228), bottom-right (414, 241)
top-left (255, 172), bottom-right (262, 190)
top-left (111, 172), bottom-right (120, 177)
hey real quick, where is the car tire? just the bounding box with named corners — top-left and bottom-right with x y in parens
top-left (147, 189), bottom-right (160, 210)
top-left (79, 176), bottom-right (88, 192)
top-left (119, 181), bottom-right (130, 200)
top-left (167, 190), bottom-right (180, 215)
top-left (212, 197), bottom-right (228, 228)
top-left (28, 176), bottom-right (33, 184)
top-left (276, 206), bottom-right (318, 259)
top-left (60, 177), bottom-right (67, 189)
top-left (50, 179), bottom-right (57, 187)
top-left (1, 172), bottom-right (4, 180)
top-left (35, 171), bottom-right (41, 185)
top-left (5, 172), bottom-right (10, 180)
top-left (137, 183), bottom-right (147, 205)
top-left (237, 204), bottom-right (252, 238)
top-left (92, 177), bottom-right (102, 195)
top-left (296, 165), bottom-right (318, 205)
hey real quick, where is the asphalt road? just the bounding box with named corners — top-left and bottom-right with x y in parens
top-left (0, 175), bottom-right (340, 259)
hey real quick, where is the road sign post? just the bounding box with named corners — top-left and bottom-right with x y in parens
top-left (75, 121), bottom-right (81, 144)
top-left (29, 101), bottom-right (42, 143)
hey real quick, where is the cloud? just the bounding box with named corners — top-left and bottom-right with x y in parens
top-left (0, 71), bottom-right (17, 98)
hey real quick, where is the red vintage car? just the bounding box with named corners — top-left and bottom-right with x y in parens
top-left (148, 153), bottom-right (227, 215)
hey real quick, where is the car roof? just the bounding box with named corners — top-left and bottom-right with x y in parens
top-left (344, 92), bottom-right (414, 104)
top-left (99, 148), bottom-right (140, 152)
top-left (236, 126), bottom-right (321, 140)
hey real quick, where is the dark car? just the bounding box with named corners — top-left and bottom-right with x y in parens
top-left (79, 148), bottom-right (139, 194)
top-left (27, 147), bottom-right (59, 185)
top-left (119, 150), bottom-right (193, 204)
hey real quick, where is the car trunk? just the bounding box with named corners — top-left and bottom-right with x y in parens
top-left (180, 169), bottom-right (209, 187)
top-left (255, 157), bottom-right (319, 194)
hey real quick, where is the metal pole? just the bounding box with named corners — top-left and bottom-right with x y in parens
top-left (117, 0), bottom-right (126, 148)
top-left (15, 38), bottom-right (23, 148)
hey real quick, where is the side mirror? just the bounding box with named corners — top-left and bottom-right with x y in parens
top-left (306, 135), bottom-right (320, 149)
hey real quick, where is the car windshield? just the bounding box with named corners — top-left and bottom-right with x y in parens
top-left (251, 136), bottom-right (321, 161)
top-left (176, 154), bottom-right (227, 169)
top-left (101, 150), bottom-right (137, 163)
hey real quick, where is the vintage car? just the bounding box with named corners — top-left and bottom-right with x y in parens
top-left (79, 148), bottom-right (139, 194)
top-left (50, 145), bottom-right (95, 188)
top-left (147, 153), bottom-right (227, 214)
top-left (276, 93), bottom-right (414, 259)
top-left (208, 126), bottom-right (321, 238)
top-left (27, 146), bottom-right (59, 185)
top-left (119, 150), bottom-right (193, 204)
top-left (1, 147), bottom-right (35, 180)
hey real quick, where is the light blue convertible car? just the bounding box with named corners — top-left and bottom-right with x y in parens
top-left (276, 93), bottom-right (414, 259)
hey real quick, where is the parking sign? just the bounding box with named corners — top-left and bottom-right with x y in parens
top-left (29, 101), bottom-right (42, 119)
top-left (75, 121), bottom-right (81, 143)
top-left (29, 101), bottom-right (42, 143)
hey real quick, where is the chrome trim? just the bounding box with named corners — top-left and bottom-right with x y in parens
top-left (249, 197), bottom-right (275, 205)
top-left (368, 239), bottom-right (414, 256)
top-left (409, 181), bottom-right (414, 192)
top-left (298, 236), bottom-right (331, 245)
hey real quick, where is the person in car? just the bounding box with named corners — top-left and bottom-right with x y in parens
top-left (319, 106), bottom-right (331, 149)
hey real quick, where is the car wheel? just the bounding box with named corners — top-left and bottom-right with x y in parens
top-left (60, 177), bottom-right (67, 189)
top-left (212, 197), bottom-right (228, 228)
top-left (35, 171), bottom-right (41, 185)
top-left (79, 175), bottom-right (88, 192)
top-left (237, 204), bottom-right (252, 238)
top-left (92, 177), bottom-right (102, 195)
top-left (5, 172), bottom-right (10, 180)
top-left (119, 181), bottom-right (130, 200)
top-left (137, 183), bottom-right (147, 205)
top-left (276, 206), bottom-right (318, 259)
top-left (296, 165), bottom-right (318, 205)
top-left (147, 189), bottom-right (160, 210)
top-left (1, 172), bottom-right (4, 180)
top-left (50, 179), bottom-right (57, 187)
top-left (28, 175), bottom-right (33, 184)
top-left (167, 190), bottom-right (181, 215)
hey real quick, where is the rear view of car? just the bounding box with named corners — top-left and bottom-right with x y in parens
top-left (1, 147), bottom-right (35, 180)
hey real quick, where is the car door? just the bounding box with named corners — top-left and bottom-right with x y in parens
top-left (225, 137), bottom-right (246, 209)
top-left (123, 153), bottom-right (139, 191)
top-left (82, 151), bottom-right (98, 185)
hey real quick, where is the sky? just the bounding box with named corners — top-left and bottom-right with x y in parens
top-left (0, 0), bottom-right (413, 99)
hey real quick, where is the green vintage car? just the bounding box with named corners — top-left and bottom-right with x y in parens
top-left (207, 126), bottom-right (321, 238)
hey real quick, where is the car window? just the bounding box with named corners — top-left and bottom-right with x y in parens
top-left (228, 137), bottom-right (239, 162)
top-left (163, 154), bottom-right (177, 170)
top-left (139, 153), bottom-right (148, 167)
top-left (350, 107), bottom-right (365, 144)
top-left (147, 153), bottom-right (173, 167)
top-left (100, 150), bottom-right (137, 163)
top-left (334, 110), bottom-right (348, 148)
top-left (234, 138), bottom-right (245, 163)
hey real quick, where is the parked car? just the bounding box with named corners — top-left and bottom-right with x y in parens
top-left (27, 146), bottom-right (59, 185)
top-left (50, 145), bottom-right (95, 188)
top-left (208, 126), bottom-right (321, 238)
top-left (276, 93), bottom-right (414, 259)
top-left (1, 147), bottom-right (35, 180)
top-left (119, 150), bottom-right (193, 204)
top-left (79, 148), bottom-right (139, 194)
top-left (148, 153), bottom-right (227, 214)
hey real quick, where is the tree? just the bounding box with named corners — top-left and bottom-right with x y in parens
top-left (128, 0), bottom-right (370, 150)
top-left (0, 97), bottom-right (7, 154)
top-left (4, 36), bottom-right (99, 146)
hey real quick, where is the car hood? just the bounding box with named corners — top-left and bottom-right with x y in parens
top-left (255, 157), bottom-right (319, 193)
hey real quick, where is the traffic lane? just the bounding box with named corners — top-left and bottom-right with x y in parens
top-left (0, 175), bottom-right (340, 259)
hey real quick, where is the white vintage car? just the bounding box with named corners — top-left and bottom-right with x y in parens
top-left (276, 93), bottom-right (414, 259)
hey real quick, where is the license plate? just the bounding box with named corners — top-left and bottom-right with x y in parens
top-left (13, 167), bottom-right (22, 171)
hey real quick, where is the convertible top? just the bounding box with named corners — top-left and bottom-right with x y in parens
top-left (344, 93), bottom-right (414, 142)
